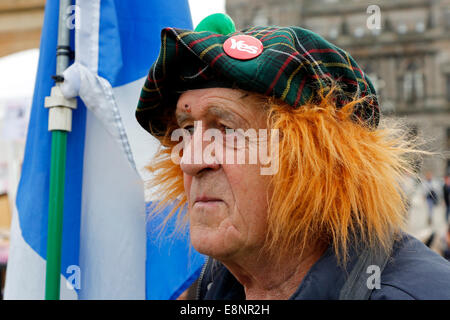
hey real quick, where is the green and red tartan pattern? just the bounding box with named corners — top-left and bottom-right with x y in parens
top-left (136, 26), bottom-right (380, 136)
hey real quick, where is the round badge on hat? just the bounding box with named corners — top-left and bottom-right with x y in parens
top-left (223, 35), bottom-right (263, 60)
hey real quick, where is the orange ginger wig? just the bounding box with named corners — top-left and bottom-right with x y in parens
top-left (146, 85), bottom-right (424, 264)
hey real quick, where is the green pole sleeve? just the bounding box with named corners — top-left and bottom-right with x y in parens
top-left (45, 130), bottom-right (68, 300)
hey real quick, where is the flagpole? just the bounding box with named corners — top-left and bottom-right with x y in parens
top-left (44, 0), bottom-right (76, 300)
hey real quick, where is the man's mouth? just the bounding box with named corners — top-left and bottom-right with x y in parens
top-left (194, 196), bottom-right (224, 207)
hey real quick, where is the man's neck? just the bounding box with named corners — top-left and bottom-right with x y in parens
top-left (220, 242), bottom-right (328, 300)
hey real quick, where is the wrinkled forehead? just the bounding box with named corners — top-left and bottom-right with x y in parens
top-left (174, 87), bottom-right (269, 125)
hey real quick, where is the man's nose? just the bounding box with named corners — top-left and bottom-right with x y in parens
top-left (180, 123), bottom-right (220, 176)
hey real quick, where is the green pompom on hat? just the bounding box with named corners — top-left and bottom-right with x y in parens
top-left (136, 14), bottom-right (379, 136)
top-left (194, 13), bottom-right (236, 34)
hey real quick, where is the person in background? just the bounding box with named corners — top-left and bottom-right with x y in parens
top-left (443, 175), bottom-right (450, 223)
top-left (423, 172), bottom-right (439, 226)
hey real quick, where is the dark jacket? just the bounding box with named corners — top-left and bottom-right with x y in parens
top-left (197, 233), bottom-right (450, 300)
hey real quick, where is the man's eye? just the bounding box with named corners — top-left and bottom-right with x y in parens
top-left (220, 123), bottom-right (233, 133)
top-left (182, 125), bottom-right (195, 135)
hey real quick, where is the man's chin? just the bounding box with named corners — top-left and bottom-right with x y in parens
top-left (190, 231), bottom-right (239, 260)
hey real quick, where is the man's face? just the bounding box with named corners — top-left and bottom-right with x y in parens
top-left (175, 88), bottom-right (272, 261)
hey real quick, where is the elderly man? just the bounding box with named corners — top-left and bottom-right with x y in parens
top-left (136, 14), bottom-right (450, 300)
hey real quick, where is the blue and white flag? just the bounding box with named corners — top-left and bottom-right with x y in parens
top-left (4, 0), bottom-right (215, 300)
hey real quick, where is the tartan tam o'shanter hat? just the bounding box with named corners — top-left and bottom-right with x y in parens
top-left (136, 13), bottom-right (380, 136)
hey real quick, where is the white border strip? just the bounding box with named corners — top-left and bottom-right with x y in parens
top-left (76, 0), bottom-right (100, 73)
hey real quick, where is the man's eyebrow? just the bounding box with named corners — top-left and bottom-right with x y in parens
top-left (207, 106), bottom-right (246, 126)
top-left (175, 105), bottom-right (246, 126)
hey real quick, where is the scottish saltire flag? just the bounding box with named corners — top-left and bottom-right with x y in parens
top-left (5, 0), bottom-right (207, 299)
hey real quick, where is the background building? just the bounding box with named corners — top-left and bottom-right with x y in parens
top-left (0, 0), bottom-right (45, 299)
top-left (0, 0), bottom-right (44, 231)
top-left (0, 0), bottom-right (44, 57)
top-left (227, 0), bottom-right (450, 177)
